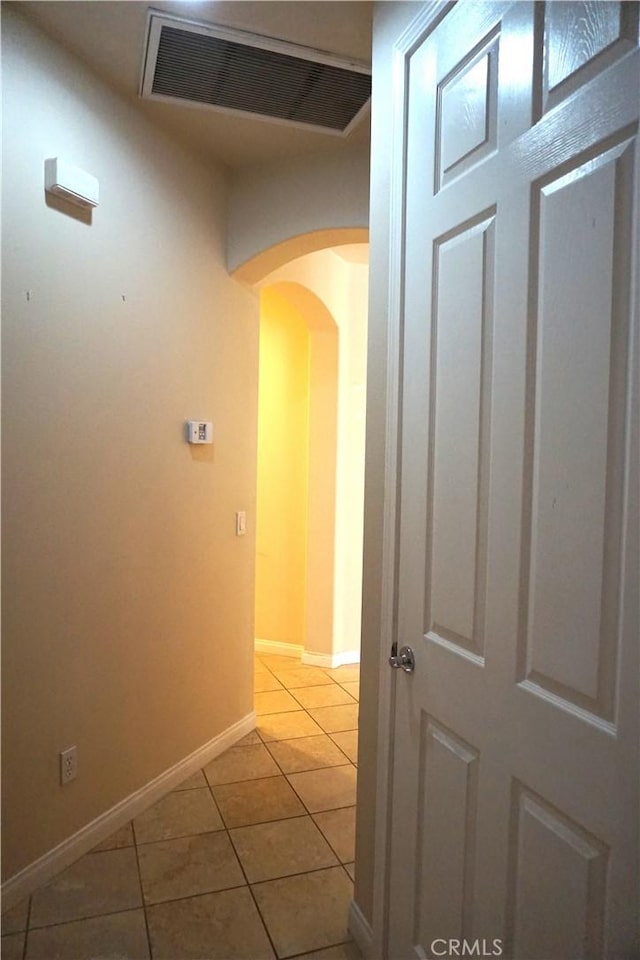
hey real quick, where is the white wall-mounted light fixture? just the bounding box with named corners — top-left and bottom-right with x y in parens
top-left (45, 158), bottom-right (99, 209)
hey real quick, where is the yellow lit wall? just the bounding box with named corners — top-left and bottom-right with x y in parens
top-left (255, 288), bottom-right (310, 646)
top-left (258, 250), bottom-right (368, 662)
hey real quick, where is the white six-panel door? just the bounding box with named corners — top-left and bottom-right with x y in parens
top-left (387, 2), bottom-right (639, 957)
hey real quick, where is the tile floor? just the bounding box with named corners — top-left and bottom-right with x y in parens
top-left (1, 652), bottom-right (361, 960)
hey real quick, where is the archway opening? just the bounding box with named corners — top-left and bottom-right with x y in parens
top-left (255, 283), bottom-right (338, 660)
top-left (236, 235), bottom-right (369, 668)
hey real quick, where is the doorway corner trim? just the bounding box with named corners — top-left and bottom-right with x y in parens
top-left (349, 897), bottom-right (375, 958)
top-left (302, 649), bottom-right (360, 669)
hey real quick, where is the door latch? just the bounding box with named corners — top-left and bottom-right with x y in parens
top-left (388, 642), bottom-right (415, 673)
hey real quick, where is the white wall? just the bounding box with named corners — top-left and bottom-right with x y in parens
top-left (228, 150), bottom-right (370, 277)
top-left (1, 9), bottom-right (259, 883)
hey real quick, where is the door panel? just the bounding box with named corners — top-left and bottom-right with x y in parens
top-left (521, 139), bottom-right (635, 723)
top-left (387, 2), bottom-right (639, 957)
top-left (506, 782), bottom-right (608, 960)
top-left (438, 28), bottom-right (500, 190)
top-left (429, 215), bottom-right (495, 660)
top-left (539, 1), bottom-right (639, 115)
top-left (416, 719), bottom-right (479, 944)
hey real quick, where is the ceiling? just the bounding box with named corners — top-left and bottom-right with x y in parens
top-left (13, 0), bottom-right (373, 171)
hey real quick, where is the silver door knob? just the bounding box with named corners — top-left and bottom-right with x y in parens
top-left (388, 644), bottom-right (415, 673)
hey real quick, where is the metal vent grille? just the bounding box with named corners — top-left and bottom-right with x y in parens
top-left (141, 15), bottom-right (371, 135)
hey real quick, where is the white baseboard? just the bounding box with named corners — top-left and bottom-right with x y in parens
top-left (1, 711), bottom-right (256, 910)
top-left (255, 638), bottom-right (303, 659)
top-left (302, 648), bottom-right (360, 668)
top-left (349, 898), bottom-right (375, 958)
top-left (255, 639), bottom-right (360, 669)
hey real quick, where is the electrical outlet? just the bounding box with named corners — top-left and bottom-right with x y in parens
top-left (60, 746), bottom-right (78, 785)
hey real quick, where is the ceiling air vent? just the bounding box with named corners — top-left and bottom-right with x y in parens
top-left (140, 12), bottom-right (372, 136)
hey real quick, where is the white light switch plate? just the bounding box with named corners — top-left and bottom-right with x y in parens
top-left (187, 420), bottom-right (213, 444)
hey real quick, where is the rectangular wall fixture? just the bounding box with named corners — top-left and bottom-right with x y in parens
top-left (45, 158), bottom-right (99, 209)
top-left (186, 421), bottom-right (213, 444)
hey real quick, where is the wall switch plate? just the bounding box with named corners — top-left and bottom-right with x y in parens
top-left (186, 421), bottom-right (213, 444)
top-left (60, 746), bottom-right (78, 785)
top-left (236, 511), bottom-right (246, 536)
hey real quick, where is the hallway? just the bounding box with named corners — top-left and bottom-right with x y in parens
top-left (1, 653), bottom-right (361, 960)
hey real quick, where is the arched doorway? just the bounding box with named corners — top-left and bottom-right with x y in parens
top-left (237, 236), bottom-right (369, 668)
top-left (255, 282), bottom-right (338, 662)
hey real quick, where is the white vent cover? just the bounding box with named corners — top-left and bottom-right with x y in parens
top-left (140, 12), bottom-right (371, 136)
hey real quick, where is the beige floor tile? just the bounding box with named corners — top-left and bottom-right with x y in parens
top-left (270, 666), bottom-right (336, 688)
top-left (291, 686), bottom-right (356, 709)
top-left (324, 665), bottom-right (360, 684)
top-left (1, 933), bottom-right (25, 960)
top-left (133, 787), bottom-right (223, 844)
top-left (308, 704), bottom-right (359, 734)
top-left (313, 807), bottom-right (356, 863)
top-left (255, 689), bottom-right (302, 715)
top-left (91, 822), bottom-right (134, 852)
top-left (230, 815), bottom-right (337, 883)
top-left (266, 735), bottom-right (349, 774)
top-left (339, 681), bottom-right (359, 701)
top-left (173, 769), bottom-right (207, 791)
top-left (25, 908), bottom-right (149, 959)
top-left (213, 775), bottom-right (305, 828)
top-left (344, 862), bottom-right (356, 882)
top-left (252, 866), bottom-right (352, 958)
top-left (330, 731), bottom-right (358, 764)
top-left (204, 743), bottom-right (281, 786)
top-left (258, 654), bottom-right (302, 668)
top-left (288, 766), bottom-right (357, 813)
top-left (256, 711), bottom-right (323, 742)
top-left (292, 942), bottom-right (362, 960)
top-left (1, 898), bottom-right (29, 935)
top-left (236, 730), bottom-right (262, 746)
top-left (30, 849), bottom-right (141, 928)
top-left (254, 673), bottom-right (284, 693)
top-left (138, 831), bottom-right (244, 905)
top-left (147, 887), bottom-right (275, 960)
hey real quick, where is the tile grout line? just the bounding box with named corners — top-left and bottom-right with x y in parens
top-left (254, 677), bottom-right (358, 873)
top-left (20, 894), bottom-right (32, 960)
top-left (254, 657), bottom-right (359, 957)
top-left (309, 812), bottom-right (356, 867)
top-left (132, 819), bottom-right (154, 960)
top-left (33, 860), bottom-right (346, 921)
top-left (285, 937), bottom-right (356, 960)
top-left (220, 798), bottom-right (280, 960)
top-left (255, 656), bottom-right (359, 831)
top-left (25, 905), bottom-right (147, 936)
top-left (248, 718), bottom-right (356, 833)
top-left (229, 845), bottom-right (280, 959)
top-left (204, 708), bottom-right (293, 960)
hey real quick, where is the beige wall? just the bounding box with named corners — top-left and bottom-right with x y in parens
top-left (305, 315), bottom-right (339, 660)
top-left (228, 151), bottom-right (370, 277)
top-left (1, 10), bottom-right (259, 881)
top-left (256, 280), bottom-right (339, 660)
top-left (255, 288), bottom-right (311, 646)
